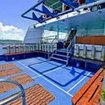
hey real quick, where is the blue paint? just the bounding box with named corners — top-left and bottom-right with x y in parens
top-left (32, 12), bottom-right (43, 23)
top-left (34, 77), bottom-right (72, 105)
top-left (28, 59), bottom-right (92, 91)
top-left (37, 57), bottom-right (48, 61)
top-left (42, 5), bottom-right (57, 17)
top-left (69, 75), bottom-right (92, 95)
top-left (44, 67), bottom-right (92, 91)
top-left (0, 55), bottom-right (5, 61)
top-left (86, 0), bottom-right (94, 4)
top-left (21, 0), bottom-right (95, 22)
top-left (4, 52), bottom-right (38, 61)
top-left (1, 51), bottom-right (103, 73)
top-left (30, 62), bottom-right (59, 73)
top-left (0, 56), bottom-right (102, 105)
top-left (19, 58), bottom-right (44, 66)
top-left (14, 61), bottom-right (39, 78)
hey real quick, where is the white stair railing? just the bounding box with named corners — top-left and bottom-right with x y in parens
top-left (66, 35), bottom-right (76, 65)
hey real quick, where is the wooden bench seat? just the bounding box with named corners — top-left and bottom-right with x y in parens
top-left (72, 68), bottom-right (104, 105)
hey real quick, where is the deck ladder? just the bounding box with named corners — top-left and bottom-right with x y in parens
top-left (50, 28), bottom-right (77, 65)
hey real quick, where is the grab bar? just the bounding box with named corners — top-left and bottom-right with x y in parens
top-left (0, 79), bottom-right (26, 105)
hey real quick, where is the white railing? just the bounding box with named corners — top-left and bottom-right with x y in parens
top-left (1, 35), bottom-right (58, 56)
top-left (2, 43), bottom-right (57, 55)
top-left (74, 44), bottom-right (105, 61)
top-left (48, 35), bottom-right (58, 59)
top-left (66, 35), bottom-right (76, 65)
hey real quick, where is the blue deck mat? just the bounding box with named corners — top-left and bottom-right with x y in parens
top-left (30, 62), bottom-right (61, 73)
top-left (14, 61), bottom-right (39, 78)
top-left (28, 61), bottom-right (93, 91)
top-left (34, 77), bottom-right (72, 105)
top-left (68, 75), bottom-right (91, 95)
top-left (19, 58), bottom-right (44, 66)
top-left (37, 57), bottom-right (48, 61)
top-left (44, 67), bottom-right (93, 91)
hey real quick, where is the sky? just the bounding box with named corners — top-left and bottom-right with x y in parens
top-left (0, 0), bottom-right (38, 40)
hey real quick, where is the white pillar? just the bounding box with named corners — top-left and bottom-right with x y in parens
top-left (57, 22), bottom-right (59, 40)
top-left (104, 22), bottom-right (105, 35)
top-left (62, 3), bottom-right (65, 12)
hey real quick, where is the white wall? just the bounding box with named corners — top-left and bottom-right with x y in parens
top-left (24, 26), bottom-right (44, 43)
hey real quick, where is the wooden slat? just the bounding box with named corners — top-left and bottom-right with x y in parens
top-left (72, 68), bottom-right (103, 104)
top-left (76, 36), bottom-right (105, 45)
top-left (8, 84), bottom-right (55, 105)
top-left (0, 68), bottom-right (21, 77)
top-left (77, 71), bottom-right (104, 105)
top-left (88, 83), bottom-right (102, 105)
top-left (0, 64), bottom-right (16, 71)
top-left (0, 74), bottom-right (33, 94)
top-left (72, 68), bottom-right (104, 105)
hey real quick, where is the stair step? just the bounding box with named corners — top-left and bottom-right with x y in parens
top-left (57, 49), bottom-right (67, 53)
top-left (50, 56), bottom-right (67, 62)
top-left (52, 53), bottom-right (67, 58)
top-left (57, 49), bottom-right (72, 53)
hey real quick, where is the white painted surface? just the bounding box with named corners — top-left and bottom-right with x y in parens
top-left (24, 26), bottom-right (44, 43)
top-left (74, 44), bottom-right (105, 61)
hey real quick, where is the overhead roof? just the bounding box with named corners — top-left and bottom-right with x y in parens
top-left (44, 0), bottom-right (62, 11)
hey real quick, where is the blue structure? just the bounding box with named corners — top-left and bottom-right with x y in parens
top-left (21, 0), bottom-right (95, 22)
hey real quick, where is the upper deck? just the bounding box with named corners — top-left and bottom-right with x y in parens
top-left (22, 0), bottom-right (105, 27)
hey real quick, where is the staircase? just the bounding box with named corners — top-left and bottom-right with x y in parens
top-left (50, 28), bottom-right (77, 65)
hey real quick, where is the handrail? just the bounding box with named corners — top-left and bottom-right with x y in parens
top-left (0, 79), bottom-right (26, 105)
top-left (50, 35), bottom-right (58, 44)
top-left (41, 35), bottom-right (58, 43)
top-left (67, 37), bottom-right (75, 53)
top-left (48, 35), bottom-right (58, 59)
top-left (42, 35), bottom-right (57, 38)
top-left (66, 35), bottom-right (76, 65)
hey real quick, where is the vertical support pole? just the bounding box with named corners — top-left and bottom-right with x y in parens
top-left (57, 22), bottom-right (59, 42)
top-left (62, 3), bottom-right (65, 12)
top-left (48, 44), bottom-right (50, 60)
top-left (104, 22), bottom-right (105, 35)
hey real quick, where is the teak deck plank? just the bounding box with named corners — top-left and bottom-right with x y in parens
top-left (8, 84), bottom-right (55, 105)
top-left (0, 74), bottom-right (33, 94)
